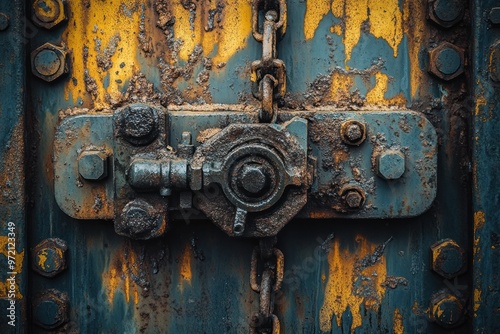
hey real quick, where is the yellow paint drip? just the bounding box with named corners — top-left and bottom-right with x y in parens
top-left (0, 237), bottom-right (24, 299)
top-left (366, 72), bottom-right (406, 106)
top-left (64, 0), bottom-right (144, 108)
top-left (474, 288), bottom-right (482, 314)
top-left (393, 309), bottom-right (404, 334)
top-left (305, 0), bottom-right (403, 66)
top-left (180, 245), bottom-right (193, 283)
top-left (172, 0), bottom-right (252, 64)
top-left (319, 235), bottom-right (387, 332)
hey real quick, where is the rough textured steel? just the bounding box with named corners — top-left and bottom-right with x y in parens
top-left (429, 42), bottom-right (465, 81)
top-left (78, 150), bottom-right (109, 181)
top-left (31, 43), bottom-right (68, 82)
top-left (431, 239), bottom-right (466, 279)
top-left (428, 0), bottom-right (465, 28)
top-left (32, 238), bottom-right (67, 277)
top-left (430, 291), bottom-right (464, 328)
top-left (33, 289), bottom-right (69, 330)
top-left (0, 13), bottom-right (9, 31)
top-left (32, 0), bottom-right (66, 29)
top-left (377, 150), bottom-right (406, 180)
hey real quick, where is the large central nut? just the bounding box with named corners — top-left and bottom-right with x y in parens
top-left (238, 164), bottom-right (268, 194)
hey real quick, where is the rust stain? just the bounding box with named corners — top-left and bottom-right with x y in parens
top-left (474, 211), bottom-right (485, 256)
top-left (0, 237), bottom-right (24, 300)
top-left (393, 308), bottom-right (404, 334)
top-left (319, 235), bottom-right (389, 332)
top-left (179, 244), bottom-right (193, 284)
top-left (474, 288), bottom-right (482, 315)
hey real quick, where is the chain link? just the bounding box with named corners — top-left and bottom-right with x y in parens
top-left (249, 238), bottom-right (284, 334)
top-left (251, 0), bottom-right (287, 123)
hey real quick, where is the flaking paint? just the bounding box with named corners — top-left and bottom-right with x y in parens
top-left (393, 308), bottom-right (404, 334)
top-left (0, 237), bottom-right (24, 299)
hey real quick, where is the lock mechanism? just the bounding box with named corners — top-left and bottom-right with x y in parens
top-left (54, 105), bottom-right (438, 239)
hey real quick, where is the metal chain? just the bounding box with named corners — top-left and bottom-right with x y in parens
top-left (251, 0), bottom-right (287, 123)
top-left (249, 237), bottom-right (284, 334)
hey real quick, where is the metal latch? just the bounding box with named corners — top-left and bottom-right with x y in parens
top-left (54, 105), bottom-right (437, 239)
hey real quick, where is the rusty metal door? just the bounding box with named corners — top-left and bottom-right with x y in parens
top-left (1, 0), bottom-right (499, 333)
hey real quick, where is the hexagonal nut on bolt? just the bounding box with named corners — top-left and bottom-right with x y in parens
top-left (78, 149), bottom-right (109, 181)
top-left (431, 239), bottom-right (466, 279)
top-left (429, 42), bottom-right (465, 81)
top-left (32, 238), bottom-right (67, 277)
top-left (32, 0), bottom-right (67, 29)
top-left (377, 150), bottom-right (406, 180)
top-left (117, 199), bottom-right (164, 240)
top-left (340, 187), bottom-right (366, 210)
top-left (428, 0), bottom-right (465, 28)
top-left (340, 120), bottom-right (366, 146)
top-left (430, 291), bottom-right (465, 328)
top-left (31, 43), bottom-right (68, 82)
top-left (33, 289), bottom-right (69, 330)
top-left (119, 104), bottom-right (159, 146)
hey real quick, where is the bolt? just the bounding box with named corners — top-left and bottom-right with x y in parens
top-left (429, 42), bottom-right (465, 81)
top-left (341, 120), bottom-right (366, 146)
top-left (377, 150), bottom-right (406, 180)
top-left (121, 104), bottom-right (158, 146)
top-left (118, 199), bottom-right (162, 239)
top-left (490, 41), bottom-right (500, 82)
top-left (490, 8), bottom-right (500, 25)
top-left (340, 187), bottom-right (365, 210)
top-left (32, 0), bottom-right (66, 29)
top-left (431, 239), bottom-right (466, 279)
top-left (429, 0), bottom-right (464, 28)
top-left (32, 238), bottom-right (67, 277)
top-left (33, 289), bottom-right (69, 329)
top-left (78, 150), bottom-right (109, 181)
top-left (430, 291), bottom-right (464, 328)
top-left (182, 131), bottom-right (192, 145)
top-left (31, 43), bottom-right (68, 82)
top-left (0, 13), bottom-right (10, 31)
top-left (239, 165), bottom-right (268, 194)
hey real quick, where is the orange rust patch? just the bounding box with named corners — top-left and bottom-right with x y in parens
top-left (179, 244), bottom-right (193, 283)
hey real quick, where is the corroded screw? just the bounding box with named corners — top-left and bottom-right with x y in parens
top-left (0, 13), bottom-right (10, 31)
top-left (429, 42), bottom-right (465, 81)
top-left (377, 150), bottom-right (406, 180)
top-left (31, 43), bottom-right (68, 82)
top-left (78, 149), bottom-right (109, 181)
top-left (33, 289), bottom-right (69, 330)
top-left (430, 239), bottom-right (466, 279)
top-left (120, 104), bottom-right (158, 146)
top-left (341, 120), bottom-right (366, 146)
top-left (429, 0), bottom-right (465, 28)
top-left (32, 238), bottom-right (67, 277)
top-left (430, 291), bottom-right (464, 328)
top-left (239, 165), bottom-right (268, 194)
top-left (32, 0), bottom-right (67, 29)
top-left (118, 199), bottom-right (162, 240)
top-left (341, 188), bottom-right (365, 210)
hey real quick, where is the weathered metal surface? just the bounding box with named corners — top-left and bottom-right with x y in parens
top-left (0, 0), bottom-right (27, 332)
top-left (472, 0), bottom-right (500, 332)
top-left (17, 0), bottom-right (476, 333)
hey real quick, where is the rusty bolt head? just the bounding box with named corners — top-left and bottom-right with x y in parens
top-left (120, 104), bottom-right (159, 146)
top-left (490, 41), bottom-right (500, 82)
top-left (78, 150), bottom-right (109, 181)
top-left (431, 239), bottom-right (466, 279)
top-left (32, 0), bottom-right (66, 29)
top-left (489, 8), bottom-right (500, 25)
top-left (0, 13), bottom-right (10, 31)
top-left (340, 187), bottom-right (365, 210)
top-left (31, 43), bottom-right (68, 82)
top-left (429, 42), bottom-right (465, 81)
top-left (377, 150), bottom-right (406, 180)
top-left (239, 165), bottom-right (268, 194)
top-left (428, 0), bottom-right (465, 28)
top-left (118, 199), bottom-right (163, 240)
top-left (33, 289), bottom-right (69, 329)
top-left (32, 238), bottom-right (67, 277)
top-left (430, 291), bottom-right (465, 328)
top-left (340, 120), bottom-right (366, 146)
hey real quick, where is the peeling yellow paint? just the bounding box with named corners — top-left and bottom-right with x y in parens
top-left (393, 309), bottom-right (404, 334)
top-left (330, 72), bottom-right (353, 101)
top-left (305, 0), bottom-right (403, 65)
top-left (474, 288), bottom-right (482, 314)
top-left (64, 0), bottom-right (144, 108)
top-left (172, 0), bottom-right (252, 64)
top-left (366, 72), bottom-right (406, 106)
top-left (37, 249), bottom-right (48, 269)
top-left (474, 211), bottom-right (485, 256)
top-left (0, 237), bottom-right (24, 299)
top-left (180, 245), bottom-right (192, 283)
top-left (319, 235), bottom-right (387, 332)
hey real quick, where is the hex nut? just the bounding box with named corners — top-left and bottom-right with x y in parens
top-left (340, 120), bottom-right (366, 146)
top-left (117, 199), bottom-right (163, 240)
top-left (78, 150), bottom-right (109, 181)
top-left (429, 42), bottom-right (465, 81)
top-left (119, 104), bottom-right (159, 146)
top-left (31, 43), bottom-right (68, 82)
top-left (430, 291), bottom-right (465, 328)
top-left (33, 289), bottom-right (69, 330)
top-left (490, 41), bottom-right (500, 82)
top-left (32, 0), bottom-right (66, 29)
top-left (431, 239), bottom-right (466, 279)
top-left (428, 0), bottom-right (465, 28)
top-left (340, 187), bottom-right (366, 210)
top-left (32, 238), bottom-right (67, 277)
top-left (489, 7), bottom-right (500, 25)
top-left (377, 150), bottom-right (406, 180)
top-left (0, 12), bottom-right (10, 31)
